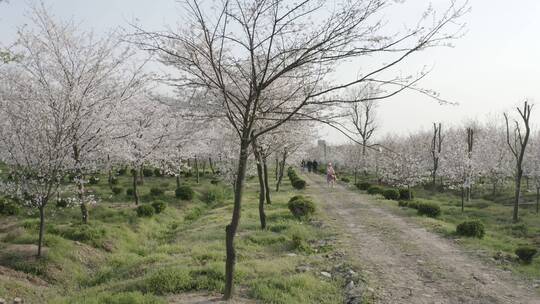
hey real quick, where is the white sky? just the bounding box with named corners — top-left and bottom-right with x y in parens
top-left (1, 0), bottom-right (539, 144)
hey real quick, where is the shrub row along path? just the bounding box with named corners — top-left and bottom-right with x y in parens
top-left (303, 174), bottom-right (540, 304)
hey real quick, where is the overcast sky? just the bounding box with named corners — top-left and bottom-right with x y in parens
top-left (1, 0), bottom-right (539, 144)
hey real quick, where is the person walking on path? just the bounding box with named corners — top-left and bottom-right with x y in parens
top-left (326, 162), bottom-right (336, 188)
top-left (307, 160), bottom-right (313, 173)
top-left (312, 160), bottom-right (318, 173)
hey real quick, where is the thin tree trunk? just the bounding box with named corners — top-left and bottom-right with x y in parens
top-left (514, 172), bottom-right (522, 223)
top-left (252, 141), bottom-right (266, 229)
top-left (536, 187), bottom-right (540, 214)
top-left (73, 144), bottom-right (88, 224)
top-left (202, 160), bottom-right (206, 176)
top-left (275, 151), bottom-right (287, 192)
top-left (275, 157), bottom-right (279, 180)
top-left (354, 166), bottom-right (357, 184)
top-left (176, 174), bottom-right (181, 189)
top-left (139, 165), bottom-right (144, 185)
top-left (461, 187), bottom-right (465, 213)
top-left (133, 170), bottom-right (139, 205)
top-left (224, 139), bottom-right (250, 300)
top-left (37, 205), bottom-right (45, 258)
top-left (209, 157), bottom-right (215, 174)
top-left (262, 156), bottom-right (271, 205)
top-left (195, 157), bottom-right (200, 183)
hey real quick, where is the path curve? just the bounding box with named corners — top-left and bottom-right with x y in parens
top-left (305, 174), bottom-right (540, 304)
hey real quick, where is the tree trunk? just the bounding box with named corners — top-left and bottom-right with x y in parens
top-left (262, 156), bottom-right (271, 205)
top-left (224, 139), bottom-right (250, 300)
top-left (536, 187), bottom-right (540, 214)
top-left (73, 144), bottom-right (88, 224)
top-left (133, 170), bottom-right (139, 205)
top-left (461, 187), bottom-right (465, 213)
top-left (202, 161), bottom-right (206, 176)
top-left (275, 151), bottom-right (287, 192)
top-left (195, 157), bottom-right (200, 183)
top-left (108, 167), bottom-right (113, 186)
top-left (354, 166), bottom-right (357, 184)
top-left (209, 157), bottom-right (215, 174)
top-left (252, 142), bottom-right (266, 229)
top-left (37, 205), bottom-right (45, 258)
top-left (513, 172), bottom-right (522, 223)
top-left (275, 157), bottom-right (279, 180)
top-left (139, 165), bottom-right (144, 185)
top-left (176, 174), bottom-right (181, 189)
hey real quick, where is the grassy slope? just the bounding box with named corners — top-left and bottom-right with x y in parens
top-left (340, 175), bottom-right (540, 281)
top-left (0, 171), bottom-right (352, 303)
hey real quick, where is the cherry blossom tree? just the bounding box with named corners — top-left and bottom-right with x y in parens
top-left (13, 6), bottom-right (150, 223)
top-left (0, 68), bottom-right (73, 257)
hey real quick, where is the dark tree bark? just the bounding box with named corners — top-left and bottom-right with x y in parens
top-left (209, 157), bottom-right (215, 174)
top-left (536, 186), bottom-right (539, 215)
top-left (262, 156), bottom-right (271, 204)
top-left (431, 123), bottom-right (442, 187)
top-left (37, 205), bottom-right (45, 257)
top-left (252, 139), bottom-right (267, 229)
top-left (224, 139), bottom-right (250, 300)
top-left (132, 169), bottom-right (140, 205)
top-left (465, 128), bottom-right (474, 202)
top-left (176, 174), bottom-right (181, 189)
top-left (195, 156), bottom-right (200, 183)
top-left (275, 150), bottom-right (287, 192)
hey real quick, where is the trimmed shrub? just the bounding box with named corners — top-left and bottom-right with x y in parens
top-left (150, 187), bottom-right (164, 197)
top-left (0, 199), bottom-right (20, 215)
top-left (184, 171), bottom-right (193, 178)
top-left (56, 198), bottom-right (69, 208)
top-left (210, 179), bottom-right (220, 185)
top-left (176, 185), bottom-right (194, 200)
top-left (340, 177), bottom-right (350, 183)
top-left (356, 182), bottom-right (371, 190)
top-left (136, 205), bottom-right (155, 217)
top-left (142, 168), bottom-right (154, 177)
top-left (288, 196), bottom-right (316, 219)
top-left (515, 246), bottom-right (537, 264)
top-left (398, 200), bottom-right (408, 207)
top-left (417, 202), bottom-right (441, 218)
top-left (126, 188), bottom-right (135, 197)
top-left (112, 187), bottom-right (123, 195)
top-left (456, 220), bottom-right (485, 238)
top-left (383, 189), bottom-right (400, 200)
top-left (89, 176), bottom-right (100, 185)
top-left (399, 188), bottom-right (414, 200)
top-left (151, 201), bottom-right (167, 214)
top-left (292, 178), bottom-right (306, 190)
top-left (367, 185), bottom-right (383, 195)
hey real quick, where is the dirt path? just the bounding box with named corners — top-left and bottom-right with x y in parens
top-left (304, 174), bottom-right (540, 304)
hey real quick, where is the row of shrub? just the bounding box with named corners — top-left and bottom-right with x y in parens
top-left (110, 185), bottom-right (194, 201)
top-left (136, 201), bottom-right (167, 217)
top-left (397, 200), bottom-right (441, 217)
top-left (287, 167), bottom-right (306, 190)
top-left (357, 182), bottom-right (414, 200)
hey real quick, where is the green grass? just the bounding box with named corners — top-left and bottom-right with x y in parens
top-left (0, 170), bottom-right (348, 303)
